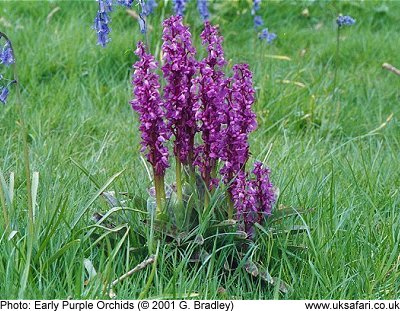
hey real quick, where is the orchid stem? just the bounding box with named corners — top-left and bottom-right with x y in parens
top-left (175, 157), bottom-right (183, 206)
top-left (153, 171), bottom-right (166, 216)
top-left (175, 157), bottom-right (185, 225)
top-left (227, 192), bottom-right (234, 219)
top-left (204, 192), bottom-right (209, 212)
top-left (185, 157), bottom-right (196, 228)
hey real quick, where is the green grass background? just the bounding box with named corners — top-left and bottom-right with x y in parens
top-left (0, 0), bottom-right (400, 299)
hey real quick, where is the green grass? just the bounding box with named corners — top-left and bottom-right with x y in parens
top-left (1, 0), bottom-right (400, 299)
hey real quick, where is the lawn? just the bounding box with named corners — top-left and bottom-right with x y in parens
top-left (0, 0), bottom-right (400, 299)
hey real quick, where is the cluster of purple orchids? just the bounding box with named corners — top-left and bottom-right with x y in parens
top-left (131, 15), bottom-right (276, 236)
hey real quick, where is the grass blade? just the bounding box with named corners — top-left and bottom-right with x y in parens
top-left (71, 170), bottom-right (125, 229)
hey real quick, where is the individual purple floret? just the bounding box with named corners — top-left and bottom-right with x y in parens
top-left (221, 64), bottom-right (257, 184)
top-left (336, 15), bottom-right (356, 27)
top-left (231, 161), bottom-right (275, 237)
top-left (0, 41), bottom-right (15, 66)
top-left (131, 42), bottom-right (170, 177)
top-left (0, 87), bottom-right (9, 104)
top-left (197, 0), bottom-right (210, 21)
top-left (172, 0), bottom-right (188, 16)
top-left (192, 22), bottom-right (227, 188)
top-left (161, 15), bottom-right (197, 165)
top-left (93, 0), bottom-right (112, 47)
top-left (259, 28), bottom-right (277, 43)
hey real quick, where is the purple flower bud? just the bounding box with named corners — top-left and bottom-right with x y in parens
top-left (131, 42), bottom-right (170, 176)
top-left (162, 16), bottom-right (198, 165)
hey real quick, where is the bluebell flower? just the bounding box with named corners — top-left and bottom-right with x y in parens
top-left (0, 42), bottom-right (14, 66)
top-left (173, 0), bottom-right (187, 16)
top-left (99, 0), bottom-right (113, 13)
top-left (0, 87), bottom-right (9, 104)
top-left (254, 15), bottom-right (263, 28)
top-left (259, 28), bottom-right (277, 43)
top-left (138, 0), bottom-right (157, 17)
top-left (136, 0), bottom-right (149, 33)
top-left (336, 15), bottom-right (356, 27)
top-left (138, 14), bottom-right (147, 33)
top-left (197, 0), bottom-right (209, 21)
top-left (93, 11), bottom-right (111, 47)
top-left (145, 0), bottom-right (158, 15)
top-left (93, 0), bottom-right (113, 47)
top-left (251, 0), bottom-right (261, 15)
top-left (116, 0), bottom-right (134, 7)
